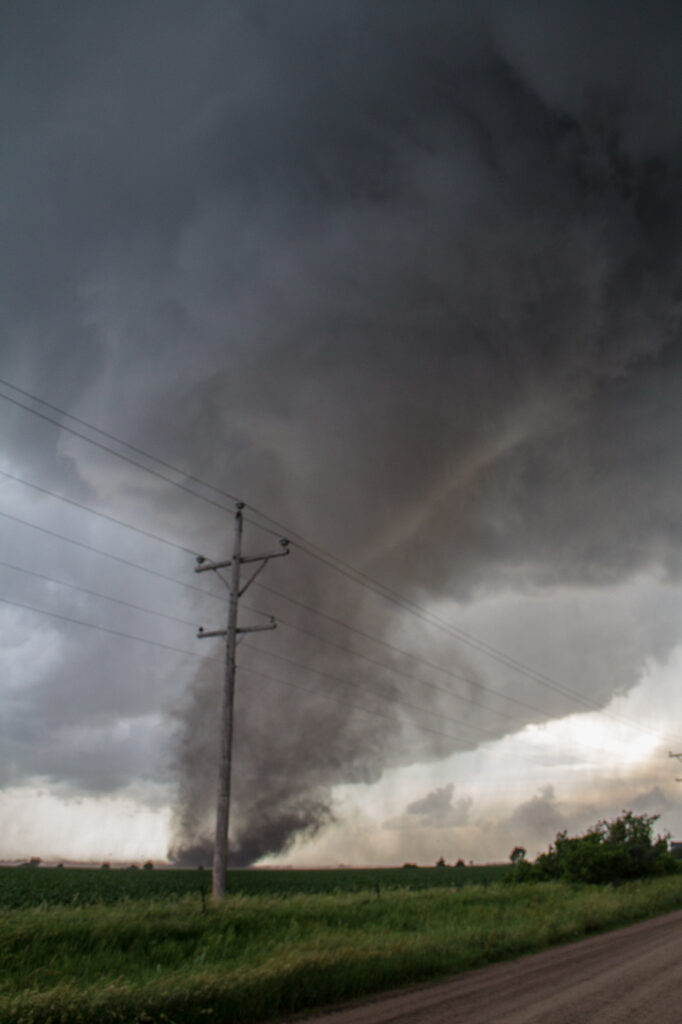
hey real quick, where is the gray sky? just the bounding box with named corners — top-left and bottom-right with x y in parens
top-left (1, 0), bottom-right (682, 865)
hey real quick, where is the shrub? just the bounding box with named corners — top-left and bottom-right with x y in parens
top-left (508, 811), bottom-right (680, 885)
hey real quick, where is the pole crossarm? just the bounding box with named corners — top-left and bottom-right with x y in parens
top-left (197, 620), bottom-right (276, 640)
top-left (669, 751), bottom-right (682, 760)
top-left (194, 543), bottom-right (289, 576)
top-left (195, 558), bottom-right (234, 573)
top-left (240, 548), bottom-right (290, 565)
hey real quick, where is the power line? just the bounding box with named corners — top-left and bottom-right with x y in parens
top-left (1, 441), bottom-right (602, 728)
top-left (0, 376), bottom-right (670, 741)
top-left (0, 594), bottom-right (543, 761)
top-left (241, 639), bottom-right (522, 748)
top-left (251, 580), bottom-right (556, 725)
top-left (285, 538), bottom-right (604, 714)
top-left (1, 473), bottom-right (667, 745)
top-left (0, 595), bottom-right (207, 659)
top-left (5, 500), bottom-right (674, 748)
top-left (267, 612), bottom-right (528, 734)
top-left (0, 558), bottom-right (522, 746)
top-left (0, 389), bottom-right (236, 515)
top-left (0, 468), bottom-right (199, 556)
top-left (237, 663), bottom-right (560, 765)
top-left (0, 568), bottom-right (510, 753)
top-left (268, 542), bottom-right (673, 740)
top-left (1, 450), bottom-right (561, 727)
top-left (0, 560), bottom-right (198, 628)
top-left (0, 381), bottom-right (624, 713)
top-left (0, 501), bottom-right (560, 736)
top-left (0, 508), bottom-right (225, 604)
top-left (0, 465), bottom-right (635, 742)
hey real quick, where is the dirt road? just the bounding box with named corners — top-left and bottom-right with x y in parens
top-left (304, 909), bottom-right (682, 1024)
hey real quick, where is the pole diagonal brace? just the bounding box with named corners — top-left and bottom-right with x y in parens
top-left (238, 557), bottom-right (271, 596)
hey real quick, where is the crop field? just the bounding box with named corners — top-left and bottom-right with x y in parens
top-left (2, 872), bottom-right (682, 1024)
top-left (0, 863), bottom-right (509, 908)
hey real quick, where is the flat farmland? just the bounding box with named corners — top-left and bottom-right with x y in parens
top-left (2, 870), bottom-right (682, 1024)
top-left (0, 863), bottom-right (509, 908)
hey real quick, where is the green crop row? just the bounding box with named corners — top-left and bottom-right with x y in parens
top-left (0, 864), bottom-right (510, 908)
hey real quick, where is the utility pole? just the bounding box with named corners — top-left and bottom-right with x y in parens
top-left (196, 501), bottom-right (290, 900)
top-left (669, 751), bottom-right (682, 783)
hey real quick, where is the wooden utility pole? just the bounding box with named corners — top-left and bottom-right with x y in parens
top-left (196, 501), bottom-right (290, 900)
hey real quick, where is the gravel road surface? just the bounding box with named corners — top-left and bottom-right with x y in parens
top-left (302, 909), bottom-right (682, 1024)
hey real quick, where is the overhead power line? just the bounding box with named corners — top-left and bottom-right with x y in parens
top-left (6, 551), bottom-right (635, 755)
top-left (0, 508), bottom-right (225, 604)
top-left (0, 594), bottom-right (550, 770)
top-left (0, 468), bottom-right (199, 555)
top-left (0, 375), bottom-right (670, 741)
top-left (252, 580), bottom-right (551, 724)
top-left (0, 558), bottom-right (523, 747)
top-left (0, 560), bottom-right (199, 628)
top-left (0, 388), bottom-right (236, 515)
top-left (241, 639), bottom-right (513, 746)
top-left (0, 488), bottom-right (622, 740)
top-left (0, 595), bottom-right (205, 659)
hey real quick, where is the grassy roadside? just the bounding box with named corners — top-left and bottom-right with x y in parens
top-left (3, 876), bottom-right (682, 1024)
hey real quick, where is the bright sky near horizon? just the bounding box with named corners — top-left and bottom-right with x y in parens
top-left (2, 0), bottom-right (682, 867)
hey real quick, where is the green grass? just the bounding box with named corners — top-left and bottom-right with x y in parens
top-left (0, 864), bottom-right (509, 908)
top-left (2, 875), bottom-right (682, 1023)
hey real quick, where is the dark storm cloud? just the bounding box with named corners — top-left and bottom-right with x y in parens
top-left (3, 1), bottom-right (682, 862)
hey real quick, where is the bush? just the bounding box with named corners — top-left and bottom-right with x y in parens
top-left (508, 811), bottom-right (680, 885)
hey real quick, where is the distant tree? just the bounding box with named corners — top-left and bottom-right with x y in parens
top-left (100, 862), bottom-right (111, 869)
top-left (510, 846), bottom-right (526, 865)
top-left (402, 862), bottom-right (418, 869)
top-left (143, 860), bottom-right (154, 870)
top-left (435, 856), bottom-right (447, 868)
top-left (454, 858), bottom-right (465, 868)
top-left (507, 811), bottom-right (680, 885)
